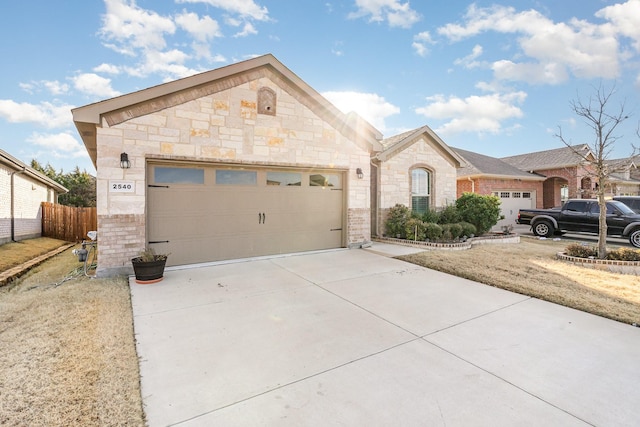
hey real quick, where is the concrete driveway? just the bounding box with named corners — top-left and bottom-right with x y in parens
top-left (130, 243), bottom-right (640, 426)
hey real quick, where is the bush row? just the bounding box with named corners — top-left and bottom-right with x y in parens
top-left (385, 193), bottom-right (503, 240)
top-left (564, 243), bottom-right (640, 261)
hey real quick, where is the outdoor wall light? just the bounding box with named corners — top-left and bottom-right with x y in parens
top-left (120, 152), bottom-right (131, 169)
top-left (356, 168), bottom-right (364, 179)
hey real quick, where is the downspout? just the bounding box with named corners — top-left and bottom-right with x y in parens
top-left (371, 156), bottom-right (381, 237)
top-left (10, 167), bottom-right (26, 242)
top-left (467, 177), bottom-right (475, 193)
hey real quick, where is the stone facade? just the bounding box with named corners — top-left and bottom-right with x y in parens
top-left (92, 73), bottom-right (372, 276)
top-left (376, 136), bottom-right (458, 236)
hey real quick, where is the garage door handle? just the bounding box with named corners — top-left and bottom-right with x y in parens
top-left (258, 213), bottom-right (266, 224)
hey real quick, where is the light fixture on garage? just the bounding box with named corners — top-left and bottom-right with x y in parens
top-left (356, 168), bottom-right (363, 179)
top-left (120, 152), bottom-right (131, 169)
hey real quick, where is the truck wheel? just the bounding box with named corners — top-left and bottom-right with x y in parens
top-left (533, 220), bottom-right (553, 237)
top-left (629, 229), bottom-right (640, 248)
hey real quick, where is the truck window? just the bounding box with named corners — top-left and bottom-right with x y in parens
top-left (564, 201), bottom-right (588, 212)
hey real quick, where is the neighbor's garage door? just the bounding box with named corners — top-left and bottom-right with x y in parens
top-left (147, 163), bottom-right (344, 266)
top-left (493, 190), bottom-right (535, 230)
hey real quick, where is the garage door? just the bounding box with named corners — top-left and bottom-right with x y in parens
top-left (492, 190), bottom-right (535, 230)
top-left (147, 163), bottom-right (344, 266)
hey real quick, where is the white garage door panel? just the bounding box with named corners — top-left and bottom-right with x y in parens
top-left (147, 164), bottom-right (344, 266)
top-left (493, 190), bottom-right (535, 230)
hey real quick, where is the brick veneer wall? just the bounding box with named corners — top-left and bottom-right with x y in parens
top-left (93, 73), bottom-right (372, 276)
top-left (456, 178), bottom-right (544, 208)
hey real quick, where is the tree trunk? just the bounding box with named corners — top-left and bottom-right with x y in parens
top-left (597, 193), bottom-right (607, 259)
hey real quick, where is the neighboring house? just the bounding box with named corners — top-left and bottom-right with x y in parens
top-left (500, 144), bottom-right (597, 208)
top-left (453, 148), bottom-right (545, 229)
top-left (371, 125), bottom-right (463, 237)
top-left (72, 54), bottom-right (466, 276)
top-left (605, 158), bottom-right (640, 196)
top-left (0, 149), bottom-right (67, 245)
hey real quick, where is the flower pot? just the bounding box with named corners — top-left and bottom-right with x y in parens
top-left (132, 257), bottom-right (167, 284)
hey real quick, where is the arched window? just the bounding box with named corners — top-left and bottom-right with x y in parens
top-left (411, 168), bottom-right (431, 214)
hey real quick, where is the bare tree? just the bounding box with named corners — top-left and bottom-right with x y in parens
top-left (555, 83), bottom-right (637, 258)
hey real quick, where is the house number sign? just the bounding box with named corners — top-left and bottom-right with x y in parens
top-left (109, 180), bottom-right (135, 193)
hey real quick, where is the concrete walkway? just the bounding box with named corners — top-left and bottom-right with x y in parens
top-left (130, 244), bottom-right (640, 426)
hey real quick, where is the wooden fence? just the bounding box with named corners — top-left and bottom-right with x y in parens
top-left (41, 202), bottom-right (97, 242)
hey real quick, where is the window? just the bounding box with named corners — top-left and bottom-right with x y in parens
top-left (215, 170), bottom-right (257, 185)
top-left (513, 192), bottom-right (521, 198)
top-left (154, 167), bottom-right (204, 184)
top-left (267, 172), bottom-right (301, 186)
top-left (411, 168), bottom-right (431, 214)
top-left (522, 192), bottom-right (531, 199)
top-left (310, 173), bottom-right (340, 188)
top-left (500, 192), bottom-right (510, 198)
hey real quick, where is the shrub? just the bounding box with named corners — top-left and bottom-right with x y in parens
top-left (424, 222), bottom-right (442, 241)
top-left (459, 221), bottom-right (477, 237)
top-left (421, 208), bottom-right (440, 224)
top-left (565, 243), bottom-right (598, 258)
top-left (405, 218), bottom-right (426, 241)
top-left (440, 224), bottom-right (453, 242)
top-left (385, 204), bottom-right (410, 238)
top-left (448, 223), bottom-right (464, 239)
top-left (455, 193), bottom-right (503, 235)
top-left (606, 248), bottom-right (640, 261)
top-left (437, 204), bottom-right (461, 224)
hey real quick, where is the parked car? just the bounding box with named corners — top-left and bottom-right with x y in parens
top-left (517, 199), bottom-right (640, 247)
top-left (613, 196), bottom-right (640, 214)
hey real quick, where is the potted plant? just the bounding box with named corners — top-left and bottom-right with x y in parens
top-left (131, 247), bottom-right (169, 284)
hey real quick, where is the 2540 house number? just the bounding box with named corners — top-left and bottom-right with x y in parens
top-left (109, 180), bottom-right (135, 193)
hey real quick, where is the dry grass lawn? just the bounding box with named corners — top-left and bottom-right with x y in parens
top-left (0, 240), bottom-right (144, 426)
top-left (399, 238), bottom-right (640, 326)
top-left (0, 237), bottom-right (69, 272)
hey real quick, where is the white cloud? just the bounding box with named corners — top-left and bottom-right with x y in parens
top-left (100, 0), bottom-right (176, 56)
top-left (0, 100), bottom-right (73, 129)
top-left (175, 11), bottom-right (222, 42)
top-left (596, 0), bottom-right (640, 52)
top-left (176, 0), bottom-right (269, 21)
top-left (415, 91), bottom-right (527, 136)
top-left (93, 63), bottom-right (121, 74)
top-left (322, 91), bottom-right (400, 132)
top-left (18, 80), bottom-right (69, 95)
top-left (124, 50), bottom-right (201, 80)
top-left (233, 22), bottom-right (258, 37)
top-left (437, 4), bottom-right (621, 83)
top-left (349, 0), bottom-right (420, 28)
top-left (72, 73), bottom-right (122, 98)
top-left (412, 31), bottom-right (433, 56)
top-left (27, 132), bottom-right (86, 156)
top-left (454, 44), bottom-right (483, 69)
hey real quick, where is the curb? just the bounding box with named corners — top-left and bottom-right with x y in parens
top-left (0, 243), bottom-right (75, 286)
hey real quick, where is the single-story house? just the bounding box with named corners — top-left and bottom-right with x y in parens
top-left (73, 54), bottom-right (465, 276)
top-left (605, 158), bottom-right (640, 196)
top-left (453, 148), bottom-right (545, 229)
top-left (0, 149), bottom-right (68, 244)
top-left (499, 144), bottom-right (598, 208)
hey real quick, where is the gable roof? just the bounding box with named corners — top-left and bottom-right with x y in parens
top-left (500, 144), bottom-right (594, 171)
top-left (73, 54), bottom-right (383, 167)
top-left (453, 148), bottom-right (545, 181)
top-left (0, 149), bottom-right (68, 193)
top-left (375, 125), bottom-right (464, 167)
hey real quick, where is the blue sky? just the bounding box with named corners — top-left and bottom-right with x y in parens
top-left (1, 0), bottom-right (640, 174)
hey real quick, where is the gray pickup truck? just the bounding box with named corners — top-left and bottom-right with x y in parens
top-left (516, 199), bottom-right (640, 248)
